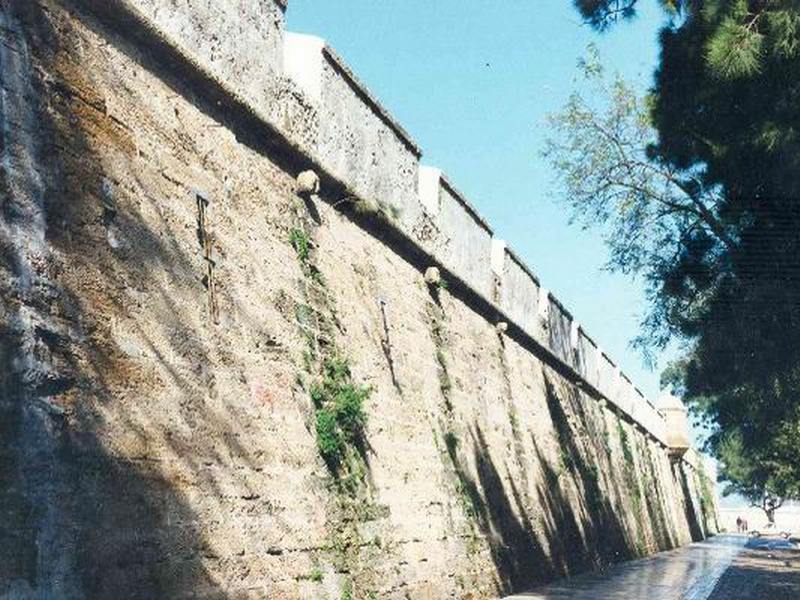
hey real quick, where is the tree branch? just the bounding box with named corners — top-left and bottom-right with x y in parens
top-left (584, 117), bottom-right (736, 249)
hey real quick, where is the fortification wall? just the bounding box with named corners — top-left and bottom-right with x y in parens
top-left (0, 1), bottom-right (717, 599)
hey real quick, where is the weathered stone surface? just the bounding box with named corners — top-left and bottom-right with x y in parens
top-left (418, 168), bottom-right (495, 299)
top-left (296, 170), bottom-right (320, 195)
top-left (130, 0), bottom-right (286, 114)
top-left (0, 1), bottom-right (718, 599)
top-left (424, 266), bottom-right (442, 286)
top-left (660, 391), bottom-right (692, 460)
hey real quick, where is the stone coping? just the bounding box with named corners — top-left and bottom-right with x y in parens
top-left (321, 44), bottom-right (422, 157)
top-left (439, 172), bottom-right (494, 234)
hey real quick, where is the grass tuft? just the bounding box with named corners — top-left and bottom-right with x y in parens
top-left (312, 356), bottom-right (372, 470)
top-left (289, 228), bottom-right (311, 263)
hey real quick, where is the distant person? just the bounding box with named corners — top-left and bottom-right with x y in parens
top-left (736, 516), bottom-right (742, 532)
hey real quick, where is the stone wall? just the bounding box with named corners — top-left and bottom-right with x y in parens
top-left (0, 1), bottom-right (717, 599)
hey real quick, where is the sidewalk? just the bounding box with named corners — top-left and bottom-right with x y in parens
top-left (503, 535), bottom-right (748, 599)
top-left (708, 536), bottom-right (800, 599)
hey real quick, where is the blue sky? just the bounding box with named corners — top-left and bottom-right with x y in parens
top-left (286, 1), bottom-right (671, 400)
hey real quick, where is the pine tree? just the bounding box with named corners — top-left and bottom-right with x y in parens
top-left (562, 0), bottom-right (800, 499)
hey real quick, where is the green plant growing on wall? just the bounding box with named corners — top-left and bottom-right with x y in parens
top-left (427, 303), bottom-right (454, 409)
top-left (287, 222), bottom-right (370, 476)
top-left (287, 202), bottom-right (383, 596)
top-left (295, 303), bottom-right (320, 370)
top-left (630, 483), bottom-right (643, 516)
top-left (700, 478), bottom-right (714, 514)
top-left (442, 432), bottom-right (486, 542)
top-left (618, 421), bottom-right (634, 466)
top-left (316, 409), bottom-right (345, 467)
top-left (312, 356), bottom-right (372, 471)
top-left (644, 450), bottom-right (671, 548)
top-left (289, 227), bottom-right (311, 263)
top-left (559, 447), bottom-right (576, 475)
top-left (615, 417), bottom-right (651, 549)
top-left (602, 424), bottom-right (612, 456)
top-left (454, 478), bottom-right (480, 521)
top-left (696, 466), bottom-right (717, 532)
top-left (377, 199), bottom-right (400, 222)
top-left (340, 579), bottom-right (354, 600)
top-left (349, 197), bottom-right (401, 224)
top-left (508, 408), bottom-right (519, 432)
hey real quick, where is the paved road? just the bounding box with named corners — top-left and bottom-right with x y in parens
top-left (504, 535), bottom-right (751, 600)
top-left (708, 535), bottom-right (800, 599)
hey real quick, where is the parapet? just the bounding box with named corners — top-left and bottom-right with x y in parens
top-left (491, 240), bottom-right (541, 337)
top-left (547, 294), bottom-right (574, 367)
top-left (129, 0), bottom-right (287, 112)
top-left (418, 167), bottom-right (495, 299)
top-left (574, 327), bottom-right (600, 390)
top-left (284, 33), bottom-right (423, 233)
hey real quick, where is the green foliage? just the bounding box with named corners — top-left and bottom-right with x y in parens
top-left (310, 384), bottom-right (326, 408)
top-left (765, 8), bottom-right (800, 59)
top-left (508, 409), bottom-right (519, 433)
top-left (324, 355), bottom-right (351, 382)
top-left (557, 0), bottom-right (800, 495)
top-left (430, 310), bottom-right (454, 402)
top-left (312, 356), bottom-right (372, 470)
top-left (309, 567), bottom-right (324, 583)
top-left (705, 16), bottom-right (764, 78)
top-left (698, 471), bottom-right (716, 525)
top-left (630, 483), bottom-right (643, 517)
top-left (377, 199), bottom-right (401, 221)
top-left (662, 361), bottom-right (800, 507)
top-left (316, 408), bottom-right (345, 466)
top-left (717, 428), bottom-right (800, 518)
top-left (296, 303), bottom-right (319, 371)
top-left (340, 580), bottom-right (353, 600)
top-left (617, 421), bottom-right (634, 466)
top-left (443, 431), bottom-right (459, 456)
top-left (544, 50), bottom-right (731, 336)
top-left (578, 0), bottom-right (800, 76)
top-left (454, 478), bottom-right (480, 521)
top-left (289, 227), bottom-right (311, 263)
top-left (573, 0), bottom-right (639, 31)
top-left (602, 424), bottom-right (613, 456)
top-left (335, 385), bottom-right (369, 439)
